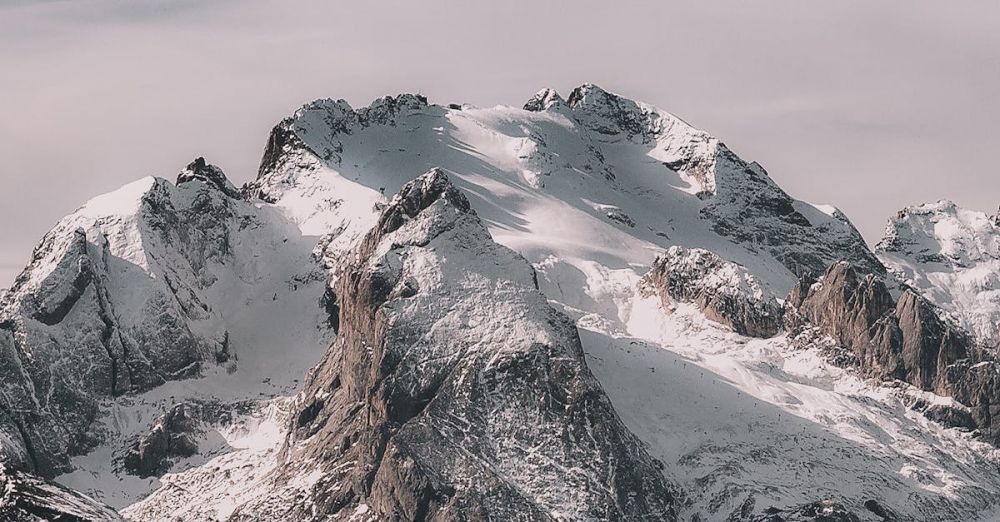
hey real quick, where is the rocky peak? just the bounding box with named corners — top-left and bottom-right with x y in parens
top-left (878, 199), bottom-right (1000, 265)
top-left (356, 93), bottom-right (429, 129)
top-left (176, 157), bottom-right (241, 199)
top-left (641, 246), bottom-right (783, 337)
top-left (566, 83), bottom-right (656, 139)
top-left (523, 88), bottom-right (565, 112)
top-left (232, 168), bottom-right (677, 520)
top-left (373, 167), bottom-right (471, 237)
top-left (785, 261), bottom-right (961, 389)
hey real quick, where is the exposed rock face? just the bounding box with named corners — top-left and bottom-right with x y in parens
top-left (641, 246), bottom-right (783, 338)
top-left (231, 170), bottom-right (676, 521)
top-left (786, 262), bottom-right (968, 390)
top-left (749, 499), bottom-right (864, 522)
top-left (121, 403), bottom-right (201, 478)
top-left (523, 88), bottom-right (566, 112)
top-left (785, 262), bottom-right (1000, 442)
top-left (0, 464), bottom-right (121, 521)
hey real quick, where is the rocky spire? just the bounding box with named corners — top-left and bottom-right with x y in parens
top-left (176, 157), bottom-right (242, 199)
top-left (523, 88), bottom-right (565, 111)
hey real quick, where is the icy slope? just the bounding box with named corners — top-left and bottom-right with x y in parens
top-left (599, 297), bottom-right (1000, 521)
top-left (876, 200), bottom-right (1000, 347)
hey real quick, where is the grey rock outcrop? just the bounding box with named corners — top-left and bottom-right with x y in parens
top-left (523, 88), bottom-right (566, 112)
top-left (231, 169), bottom-right (676, 521)
top-left (642, 246), bottom-right (783, 338)
top-left (785, 262), bottom-right (968, 391)
top-left (750, 500), bottom-right (864, 522)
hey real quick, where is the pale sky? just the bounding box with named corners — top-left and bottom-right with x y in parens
top-left (1, 1), bottom-right (998, 288)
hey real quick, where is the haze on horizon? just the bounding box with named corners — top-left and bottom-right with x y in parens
top-left (1, 0), bottom-right (998, 289)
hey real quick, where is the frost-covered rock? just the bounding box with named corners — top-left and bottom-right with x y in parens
top-left (877, 200), bottom-right (1000, 346)
top-left (229, 170), bottom-right (677, 521)
top-left (177, 156), bottom-right (242, 199)
top-left (523, 88), bottom-right (566, 112)
top-left (641, 246), bottom-right (782, 337)
top-left (748, 499), bottom-right (865, 522)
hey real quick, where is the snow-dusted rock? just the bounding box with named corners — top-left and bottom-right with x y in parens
top-left (641, 246), bottom-right (783, 337)
top-left (786, 262), bottom-right (970, 391)
top-left (120, 402), bottom-right (201, 478)
top-left (523, 88), bottom-right (566, 112)
top-left (230, 170), bottom-right (677, 521)
top-left (245, 83), bottom-right (880, 296)
top-left (877, 200), bottom-right (1000, 346)
top-left (0, 463), bottom-right (121, 521)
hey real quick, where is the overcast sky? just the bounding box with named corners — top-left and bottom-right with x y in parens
top-left (1, 1), bottom-right (998, 288)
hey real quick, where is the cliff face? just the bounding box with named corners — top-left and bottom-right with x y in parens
top-left (231, 170), bottom-right (677, 521)
top-left (784, 262), bottom-right (1000, 441)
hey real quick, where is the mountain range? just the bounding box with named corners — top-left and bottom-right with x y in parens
top-left (1, 84), bottom-right (999, 521)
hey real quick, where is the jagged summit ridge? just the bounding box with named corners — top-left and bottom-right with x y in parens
top-left (0, 159), bottom-right (329, 479)
top-left (246, 83), bottom-right (879, 289)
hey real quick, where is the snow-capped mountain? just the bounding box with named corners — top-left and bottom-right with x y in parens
top-left (2, 85), bottom-right (1000, 521)
top-left (0, 157), bottom-right (334, 503)
top-left (877, 200), bottom-right (1000, 347)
